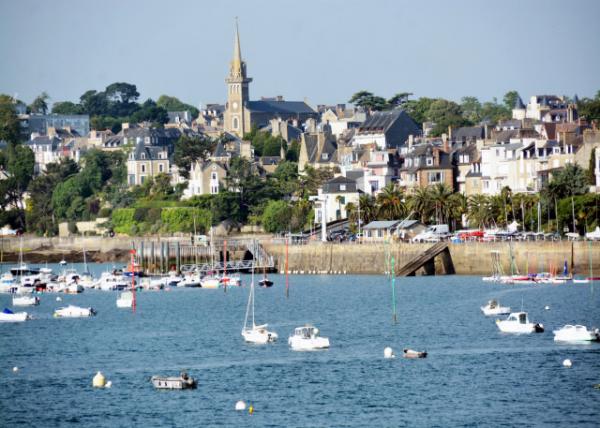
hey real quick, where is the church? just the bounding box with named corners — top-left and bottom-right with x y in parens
top-left (223, 22), bottom-right (318, 137)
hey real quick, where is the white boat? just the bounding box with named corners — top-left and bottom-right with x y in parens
top-left (12, 294), bottom-right (40, 306)
top-left (140, 277), bottom-right (164, 290)
top-left (496, 312), bottom-right (544, 334)
top-left (54, 305), bottom-right (96, 318)
top-left (116, 291), bottom-right (134, 308)
top-left (95, 272), bottom-right (129, 291)
top-left (179, 273), bottom-right (201, 288)
top-left (553, 324), bottom-right (600, 342)
top-left (201, 275), bottom-right (221, 289)
top-left (585, 226), bottom-right (600, 241)
top-left (0, 308), bottom-right (29, 322)
top-left (242, 265), bottom-right (277, 344)
top-left (481, 299), bottom-right (510, 316)
top-left (64, 283), bottom-right (84, 294)
top-left (0, 272), bottom-right (18, 293)
top-left (151, 372), bottom-right (197, 389)
top-left (288, 324), bottom-right (330, 350)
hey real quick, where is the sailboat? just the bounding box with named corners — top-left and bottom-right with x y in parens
top-left (241, 263), bottom-right (278, 344)
top-left (259, 266), bottom-right (273, 288)
top-left (201, 227), bottom-right (220, 289)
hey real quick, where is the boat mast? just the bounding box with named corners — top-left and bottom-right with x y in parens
top-left (130, 249), bottom-right (136, 312)
top-left (223, 239), bottom-right (228, 293)
top-left (285, 234), bottom-right (289, 299)
top-left (391, 256), bottom-right (397, 324)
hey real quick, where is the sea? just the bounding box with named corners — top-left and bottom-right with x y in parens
top-left (1, 263), bottom-right (599, 427)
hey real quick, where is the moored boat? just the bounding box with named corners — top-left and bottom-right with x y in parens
top-left (151, 372), bottom-right (197, 389)
top-left (0, 308), bottom-right (29, 322)
top-left (288, 324), bottom-right (330, 350)
top-left (54, 305), bottom-right (96, 318)
top-left (553, 324), bottom-right (600, 342)
top-left (12, 294), bottom-right (40, 306)
top-left (496, 312), bottom-right (544, 334)
top-left (200, 275), bottom-right (220, 289)
top-left (481, 299), bottom-right (510, 316)
top-left (403, 348), bottom-right (427, 359)
top-left (116, 291), bottom-right (134, 308)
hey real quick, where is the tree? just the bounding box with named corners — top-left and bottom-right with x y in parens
top-left (173, 134), bottom-right (215, 179)
top-left (408, 187), bottom-right (433, 223)
top-left (376, 184), bottom-right (405, 220)
top-left (261, 200), bottom-right (292, 233)
top-left (467, 194), bottom-right (492, 228)
top-left (129, 99), bottom-right (168, 125)
top-left (578, 91), bottom-right (600, 123)
top-left (550, 163), bottom-right (588, 199)
top-left (272, 161), bottom-right (299, 196)
top-left (156, 95), bottom-right (199, 118)
top-left (348, 90), bottom-right (388, 112)
top-left (285, 139), bottom-right (300, 162)
top-left (429, 183), bottom-right (454, 224)
top-left (0, 94), bottom-right (21, 145)
top-left (388, 92), bottom-right (413, 108)
top-left (29, 92), bottom-right (50, 114)
top-left (460, 96), bottom-right (482, 123)
top-left (358, 194), bottom-right (377, 225)
top-left (427, 99), bottom-right (468, 136)
top-left (51, 101), bottom-right (83, 115)
top-left (80, 90), bottom-right (109, 116)
top-left (105, 82), bottom-right (140, 117)
top-left (479, 99), bottom-right (510, 123)
top-left (502, 90), bottom-right (520, 110)
top-left (403, 97), bottom-right (436, 128)
top-left (588, 148), bottom-right (596, 185)
top-left (0, 144), bottom-right (35, 221)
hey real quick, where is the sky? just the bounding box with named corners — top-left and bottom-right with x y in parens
top-left (1, 0), bottom-right (599, 109)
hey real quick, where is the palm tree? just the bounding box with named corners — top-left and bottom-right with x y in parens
top-left (448, 192), bottom-right (467, 230)
top-left (467, 194), bottom-right (493, 229)
top-left (376, 184), bottom-right (405, 220)
top-left (358, 194), bottom-right (376, 226)
top-left (408, 187), bottom-right (433, 224)
top-left (345, 202), bottom-right (358, 233)
top-left (335, 195), bottom-right (344, 220)
top-left (429, 183), bottom-right (453, 224)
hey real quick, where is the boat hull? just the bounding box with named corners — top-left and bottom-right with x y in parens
top-left (288, 336), bottom-right (330, 351)
top-left (242, 327), bottom-right (278, 344)
top-left (553, 325), bottom-right (600, 342)
top-left (0, 311), bottom-right (28, 322)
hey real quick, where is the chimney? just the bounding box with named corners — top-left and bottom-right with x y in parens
top-left (448, 126), bottom-right (452, 140)
top-left (408, 134), bottom-right (414, 151)
top-left (122, 122), bottom-right (130, 130)
top-left (442, 133), bottom-right (449, 153)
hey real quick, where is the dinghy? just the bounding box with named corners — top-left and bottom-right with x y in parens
top-left (151, 372), bottom-right (197, 390)
top-left (12, 294), bottom-right (40, 306)
top-left (0, 308), bottom-right (29, 322)
top-left (54, 305), bottom-right (96, 318)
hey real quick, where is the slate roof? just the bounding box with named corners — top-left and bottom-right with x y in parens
top-left (322, 176), bottom-right (357, 194)
top-left (246, 100), bottom-right (316, 115)
top-left (303, 134), bottom-right (337, 164)
top-left (514, 96), bottom-right (525, 109)
top-left (493, 129), bottom-right (520, 143)
top-left (131, 141), bottom-right (168, 161)
top-left (357, 109), bottom-right (420, 149)
top-left (363, 220), bottom-right (401, 230)
top-left (27, 136), bottom-right (61, 147)
top-left (452, 126), bottom-right (484, 142)
top-left (260, 122), bottom-right (303, 142)
top-left (397, 220), bottom-right (421, 229)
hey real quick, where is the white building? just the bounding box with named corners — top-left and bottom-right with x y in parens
top-left (314, 176), bottom-right (360, 225)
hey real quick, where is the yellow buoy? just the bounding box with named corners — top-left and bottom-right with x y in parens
top-left (92, 371), bottom-right (106, 388)
top-left (248, 405), bottom-right (254, 415)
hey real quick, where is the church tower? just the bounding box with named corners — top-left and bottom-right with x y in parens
top-left (224, 20), bottom-right (252, 137)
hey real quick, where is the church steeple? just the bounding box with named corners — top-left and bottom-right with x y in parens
top-left (224, 18), bottom-right (252, 137)
top-left (231, 19), bottom-right (242, 76)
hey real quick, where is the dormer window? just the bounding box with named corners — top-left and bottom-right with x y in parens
top-left (141, 153), bottom-right (146, 160)
top-left (426, 157), bottom-right (433, 166)
top-left (340, 184), bottom-right (346, 191)
top-left (322, 153), bottom-right (329, 160)
top-left (414, 158), bottom-right (420, 167)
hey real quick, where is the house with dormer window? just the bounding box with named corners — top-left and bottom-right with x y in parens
top-left (399, 143), bottom-right (453, 190)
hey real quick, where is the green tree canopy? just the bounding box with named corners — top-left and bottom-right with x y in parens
top-left (261, 200), bottom-right (292, 233)
top-left (156, 95), bottom-right (199, 118)
top-left (173, 134), bottom-right (215, 178)
top-left (29, 91), bottom-right (50, 114)
top-left (503, 90), bottom-right (521, 110)
top-left (0, 94), bottom-right (21, 145)
top-left (427, 99), bottom-right (468, 136)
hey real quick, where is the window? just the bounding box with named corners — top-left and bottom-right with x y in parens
top-left (340, 184), bottom-right (346, 191)
top-left (426, 157), bottom-right (433, 166)
top-left (232, 117), bottom-right (239, 130)
top-left (406, 158), bottom-right (412, 167)
top-left (211, 172), bottom-right (217, 180)
top-left (141, 153), bottom-right (146, 160)
top-left (322, 153), bottom-right (329, 160)
top-left (427, 172), bottom-right (444, 183)
top-left (414, 158), bottom-right (420, 167)
top-left (141, 176), bottom-right (146, 184)
top-left (159, 164), bottom-right (163, 172)
top-left (141, 164), bottom-right (146, 173)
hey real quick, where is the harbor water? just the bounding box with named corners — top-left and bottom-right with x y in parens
top-left (1, 263), bottom-right (599, 427)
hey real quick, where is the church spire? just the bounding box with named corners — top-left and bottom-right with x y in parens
top-left (231, 18), bottom-right (243, 77)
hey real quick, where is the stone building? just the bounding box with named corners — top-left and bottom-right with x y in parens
top-left (222, 21), bottom-right (318, 137)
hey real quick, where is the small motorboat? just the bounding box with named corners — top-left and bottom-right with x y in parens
top-left (116, 291), bottom-right (134, 308)
top-left (496, 312), bottom-right (544, 334)
top-left (288, 324), bottom-right (330, 350)
top-left (481, 299), bottom-right (510, 316)
top-left (151, 372), bottom-right (197, 389)
top-left (258, 278), bottom-right (273, 288)
top-left (200, 275), bottom-right (221, 289)
top-left (0, 308), bottom-right (29, 322)
top-left (180, 273), bottom-right (201, 288)
top-left (403, 348), bottom-right (427, 359)
top-left (59, 259), bottom-right (67, 266)
top-left (553, 324), bottom-right (600, 342)
top-left (64, 282), bottom-right (84, 294)
top-left (12, 294), bottom-right (40, 306)
top-left (54, 305), bottom-right (96, 318)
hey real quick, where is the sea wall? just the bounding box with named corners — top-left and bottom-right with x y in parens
top-left (263, 241), bottom-right (600, 276)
